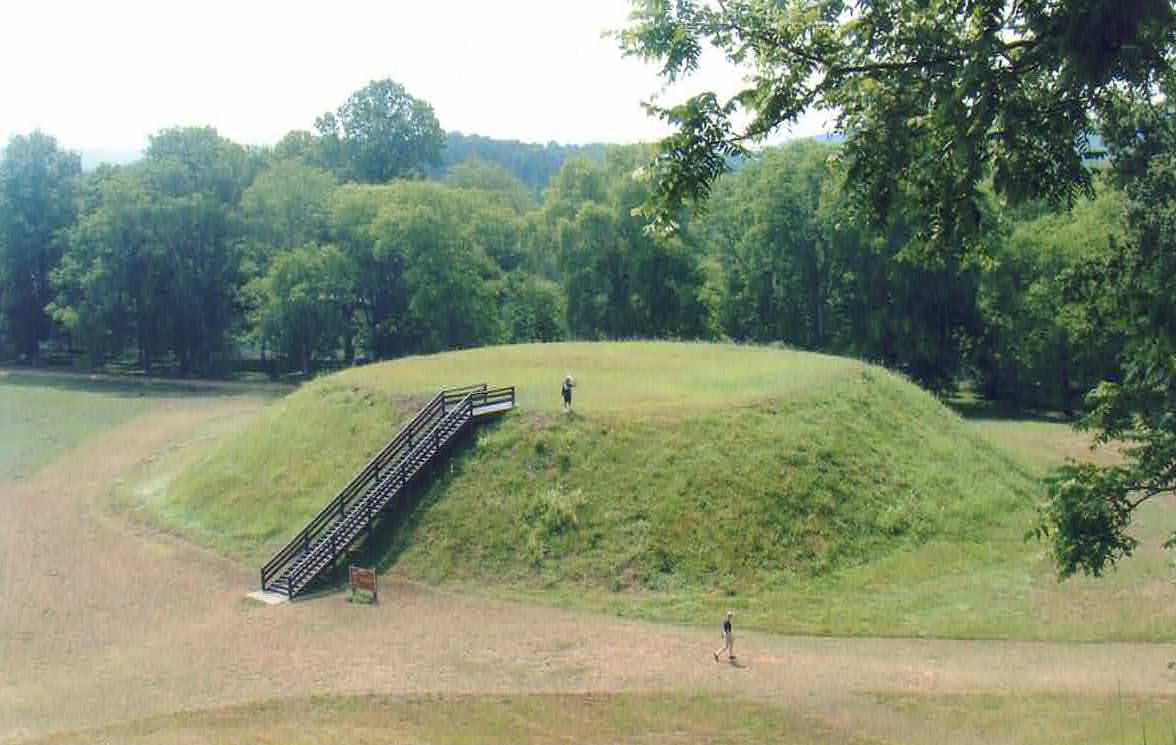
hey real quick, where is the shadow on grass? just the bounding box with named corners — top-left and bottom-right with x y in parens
top-left (946, 389), bottom-right (1075, 424)
top-left (293, 414), bottom-right (509, 600)
top-left (0, 369), bottom-right (286, 399)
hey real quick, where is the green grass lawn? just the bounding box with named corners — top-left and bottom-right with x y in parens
top-left (0, 372), bottom-right (191, 482)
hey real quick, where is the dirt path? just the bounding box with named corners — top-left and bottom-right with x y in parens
top-left (1, 398), bottom-right (1172, 743)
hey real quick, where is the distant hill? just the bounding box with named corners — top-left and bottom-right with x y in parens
top-left (434, 132), bottom-right (608, 193)
top-left (79, 146), bottom-right (142, 170)
top-left (73, 130), bottom-right (1107, 182)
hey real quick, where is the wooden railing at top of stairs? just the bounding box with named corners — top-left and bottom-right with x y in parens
top-left (260, 383), bottom-right (515, 597)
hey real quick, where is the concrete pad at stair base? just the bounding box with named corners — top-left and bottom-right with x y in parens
top-left (247, 590), bottom-right (289, 605)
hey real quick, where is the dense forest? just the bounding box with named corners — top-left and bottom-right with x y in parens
top-left (0, 76), bottom-right (1137, 417)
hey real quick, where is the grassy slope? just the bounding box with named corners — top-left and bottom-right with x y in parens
top-left (392, 367), bottom-right (1029, 590)
top-left (142, 382), bottom-right (411, 559)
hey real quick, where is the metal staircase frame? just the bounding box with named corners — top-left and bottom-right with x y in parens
top-left (260, 383), bottom-right (515, 598)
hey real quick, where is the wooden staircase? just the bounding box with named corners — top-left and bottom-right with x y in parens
top-left (260, 384), bottom-right (515, 599)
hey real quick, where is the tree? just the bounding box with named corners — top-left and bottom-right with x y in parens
top-left (499, 272), bottom-right (566, 343)
top-left (445, 158), bottom-right (533, 272)
top-left (144, 126), bottom-right (259, 204)
top-left (328, 181), bottom-right (505, 359)
top-left (544, 149), bottom-right (709, 340)
top-left (619, 0), bottom-right (1175, 245)
top-left (435, 132), bottom-right (607, 193)
top-left (329, 185), bottom-right (412, 359)
top-left (316, 79), bottom-right (445, 183)
top-left (370, 182), bottom-right (501, 352)
top-left (247, 245), bottom-right (350, 374)
top-left (52, 128), bottom-right (253, 375)
top-left (240, 160), bottom-right (336, 259)
top-left (703, 141), bottom-right (842, 347)
top-left (143, 127), bottom-right (255, 374)
top-left (50, 167), bottom-right (157, 368)
top-left (272, 129), bottom-right (319, 163)
top-left (0, 132), bottom-right (81, 359)
top-left (1036, 80), bottom-right (1176, 577)
top-left (701, 139), bottom-right (984, 389)
top-left (975, 187), bottom-right (1126, 412)
top-left (445, 156), bottom-right (536, 213)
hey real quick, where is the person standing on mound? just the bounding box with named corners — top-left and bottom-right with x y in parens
top-left (714, 610), bottom-right (734, 661)
top-left (562, 373), bottom-right (576, 413)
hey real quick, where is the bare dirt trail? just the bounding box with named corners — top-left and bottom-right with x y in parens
top-left (1, 398), bottom-right (1172, 743)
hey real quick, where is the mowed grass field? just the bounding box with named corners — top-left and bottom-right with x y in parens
top-left (0, 371), bottom-right (283, 485)
top-left (0, 372), bottom-right (165, 481)
top-left (19, 691), bottom-right (1176, 745)
top-left (14, 692), bottom-right (861, 745)
top-left (129, 341), bottom-right (1176, 642)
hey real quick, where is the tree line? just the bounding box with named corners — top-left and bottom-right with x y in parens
top-left (0, 77), bottom-right (1134, 413)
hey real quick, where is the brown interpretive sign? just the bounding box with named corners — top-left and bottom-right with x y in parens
top-left (349, 565), bottom-right (378, 604)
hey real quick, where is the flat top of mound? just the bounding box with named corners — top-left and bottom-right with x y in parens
top-left (333, 341), bottom-right (865, 418)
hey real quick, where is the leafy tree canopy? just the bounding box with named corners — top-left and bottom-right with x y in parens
top-left (0, 131), bottom-right (81, 358)
top-left (240, 160), bottom-right (337, 259)
top-left (1036, 76), bottom-right (1176, 577)
top-left (316, 79), bottom-right (445, 184)
top-left (620, 0), bottom-right (1175, 243)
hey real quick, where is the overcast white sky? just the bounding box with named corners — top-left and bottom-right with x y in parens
top-left (1, 0), bottom-right (831, 158)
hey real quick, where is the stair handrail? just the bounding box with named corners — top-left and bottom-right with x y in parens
top-left (260, 386), bottom-right (480, 591)
top-left (284, 390), bottom-right (479, 596)
top-left (261, 391), bottom-right (442, 588)
top-left (475, 385), bottom-right (515, 411)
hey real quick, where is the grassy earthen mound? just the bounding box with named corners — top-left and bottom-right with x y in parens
top-left (163, 342), bottom-right (1034, 597)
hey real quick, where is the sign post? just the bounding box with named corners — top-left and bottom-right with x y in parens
top-left (349, 565), bottom-right (378, 604)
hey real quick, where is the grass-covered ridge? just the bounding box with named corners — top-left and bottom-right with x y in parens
top-left (161, 341), bottom-right (1035, 588)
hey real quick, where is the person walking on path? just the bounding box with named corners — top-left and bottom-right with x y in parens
top-left (561, 373), bottom-right (576, 413)
top-left (714, 610), bottom-right (734, 661)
